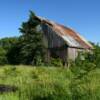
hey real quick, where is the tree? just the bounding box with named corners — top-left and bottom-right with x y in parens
top-left (93, 43), bottom-right (100, 67)
top-left (0, 37), bottom-right (18, 65)
top-left (6, 38), bottom-right (21, 64)
top-left (0, 37), bottom-right (18, 51)
top-left (18, 11), bottom-right (45, 65)
top-left (0, 47), bottom-right (8, 65)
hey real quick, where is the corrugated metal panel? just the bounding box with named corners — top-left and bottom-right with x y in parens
top-left (61, 35), bottom-right (81, 47)
top-left (52, 24), bottom-right (93, 49)
top-left (34, 15), bottom-right (93, 49)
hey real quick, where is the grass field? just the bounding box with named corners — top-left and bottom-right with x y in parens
top-left (0, 65), bottom-right (100, 100)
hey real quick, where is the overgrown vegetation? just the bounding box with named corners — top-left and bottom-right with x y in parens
top-left (0, 66), bottom-right (100, 100)
top-left (0, 37), bottom-right (18, 65)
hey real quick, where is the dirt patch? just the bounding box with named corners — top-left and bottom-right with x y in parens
top-left (0, 84), bottom-right (18, 93)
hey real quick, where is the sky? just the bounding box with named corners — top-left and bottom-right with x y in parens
top-left (0, 0), bottom-right (100, 43)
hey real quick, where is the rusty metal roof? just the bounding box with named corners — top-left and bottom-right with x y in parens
top-left (35, 16), bottom-right (93, 49)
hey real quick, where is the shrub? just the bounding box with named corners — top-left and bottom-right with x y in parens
top-left (3, 66), bottom-right (19, 77)
top-left (0, 47), bottom-right (8, 65)
top-left (50, 58), bottom-right (63, 67)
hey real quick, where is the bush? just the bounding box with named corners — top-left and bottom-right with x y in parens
top-left (50, 58), bottom-right (63, 67)
top-left (0, 47), bottom-right (8, 65)
top-left (3, 66), bottom-right (19, 77)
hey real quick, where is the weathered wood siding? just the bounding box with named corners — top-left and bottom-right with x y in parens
top-left (68, 48), bottom-right (89, 61)
top-left (68, 48), bottom-right (78, 60)
top-left (41, 23), bottom-right (69, 63)
top-left (41, 23), bottom-right (66, 48)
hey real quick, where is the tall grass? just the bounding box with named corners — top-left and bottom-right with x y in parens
top-left (0, 65), bottom-right (100, 100)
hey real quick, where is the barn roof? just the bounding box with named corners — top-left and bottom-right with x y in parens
top-left (34, 16), bottom-right (93, 49)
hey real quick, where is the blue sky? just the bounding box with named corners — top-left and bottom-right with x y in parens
top-left (0, 0), bottom-right (100, 43)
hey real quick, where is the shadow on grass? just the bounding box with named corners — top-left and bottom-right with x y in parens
top-left (0, 84), bottom-right (18, 93)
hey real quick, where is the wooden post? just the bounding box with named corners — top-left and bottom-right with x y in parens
top-left (63, 48), bottom-right (69, 68)
top-left (44, 49), bottom-right (50, 65)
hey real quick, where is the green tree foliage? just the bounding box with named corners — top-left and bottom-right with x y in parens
top-left (0, 47), bottom-right (8, 65)
top-left (0, 37), bottom-right (18, 51)
top-left (93, 44), bottom-right (100, 67)
top-left (0, 37), bottom-right (18, 65)
top-left (16, 11), bottom-right (45, 65)
top-left (6, 38), bottom-right (21, 64)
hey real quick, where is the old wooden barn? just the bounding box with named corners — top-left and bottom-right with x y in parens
top-left (33, 15), bottom-right (93, 65)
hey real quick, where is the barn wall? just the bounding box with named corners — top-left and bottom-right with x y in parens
top-left (38, 23), bottom-right (91, 63)
top-left (49, 47), bottom-right (68, 61)
top-left (41, 23), bottom-right (66, 48)
top-left (67, 48), bottom-right (90, 61)
top-left (68, 48), bottom-right (79, 60)
top-left (36, 24), bottom-right (68, 64)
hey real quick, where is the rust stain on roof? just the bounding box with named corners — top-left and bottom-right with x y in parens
top-left (53, 24), bottom-right (93, 49)
top-left (35, 15), bottom-right (93, 49)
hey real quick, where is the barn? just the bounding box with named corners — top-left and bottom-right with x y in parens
top-left (33, 15), bottom-right (93, 65)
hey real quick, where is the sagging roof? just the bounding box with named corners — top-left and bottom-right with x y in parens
top-left (34, 15), bottom-right (93, 49)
